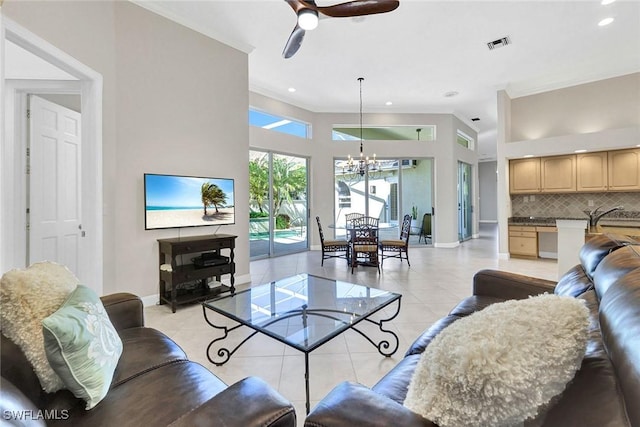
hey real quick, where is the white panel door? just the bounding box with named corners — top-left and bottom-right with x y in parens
top-left (29, 96), bottom-right (82, 276)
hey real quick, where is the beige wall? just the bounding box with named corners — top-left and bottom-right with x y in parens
top-left (3, 1), bottom-right (249, 298)
top-left (510, 72), bottom-right (640, 142)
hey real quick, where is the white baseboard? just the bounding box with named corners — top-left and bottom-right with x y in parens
top-left (434, 241), bottom-right (460, 249)
top-left (480, 220), bottom-right (498, 223)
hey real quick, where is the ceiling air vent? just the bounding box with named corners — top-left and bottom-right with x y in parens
top-left (487, 36), bottom-right (511, 50)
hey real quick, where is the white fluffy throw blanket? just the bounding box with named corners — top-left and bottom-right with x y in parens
top-left (1, 262), bottom-right (79, 392)
top-left (404, 294), bottom-right (589, 427)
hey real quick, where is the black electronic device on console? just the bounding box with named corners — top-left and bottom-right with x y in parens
top-left (192, 252), bottom-right (229, 268)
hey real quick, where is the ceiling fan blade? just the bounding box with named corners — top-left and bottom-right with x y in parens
top-left (283, 24), bottom-right (306, 59)
top-left (316, 0), bottom-right (399, 18)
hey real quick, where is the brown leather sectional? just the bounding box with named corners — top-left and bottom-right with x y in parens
top-left (305, 233), bottom-right (640, 427)
top-left (1, 293), bottom-right (296, 426)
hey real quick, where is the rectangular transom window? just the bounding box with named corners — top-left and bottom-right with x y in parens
top-left (249, 108), bottom-right (311, 139)
top-left (457, 131), bottom-right (474, 149)
top-left (332, 125), bottom-right (435, 141)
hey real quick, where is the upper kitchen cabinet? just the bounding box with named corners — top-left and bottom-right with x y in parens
top-left (577, 151), bottom-right (608, 192)
top-left (509, 158), bottom-right (540, 193)
top-left (608, 148), bottom-right (640, 191)
top-left (541, 155), bottom-right (576, 193)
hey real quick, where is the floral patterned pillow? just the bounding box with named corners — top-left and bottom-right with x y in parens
top-left (42, 285), bottom-right (123, 409)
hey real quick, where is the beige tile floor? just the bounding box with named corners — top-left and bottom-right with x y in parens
top-left (145, 224), bottom-right (558, 424)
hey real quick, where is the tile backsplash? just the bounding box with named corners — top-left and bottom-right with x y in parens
top-left (511, 192), bottom-right (640, 218)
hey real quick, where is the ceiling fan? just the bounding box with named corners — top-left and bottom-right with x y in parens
top-left (282, 0), bottom-right (400, 59)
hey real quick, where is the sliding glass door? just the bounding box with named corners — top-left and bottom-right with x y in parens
top-left (250, 150), bottom-right (309, 258)
top-left (458, 161), bottom-right (472, 241)
top-left (334, 158), bottom-right (433, 245)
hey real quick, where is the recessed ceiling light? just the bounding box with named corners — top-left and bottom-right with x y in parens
top-left (601, 0), bottom-right (616, 5)
top-left (444, 91), bottom-right (459, 98)
top-left (523, 154), bottom-right (535, 158)
top-left (575, 149), bottom-right (588, 153)
top-left (385, 101), bottom-right (393, 106)
top-left (598, 17), bottom-right (614, 26)
top-left (288, 87), bottom-right (296, 93)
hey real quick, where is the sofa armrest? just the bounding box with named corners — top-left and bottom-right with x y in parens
top-left (169, 377), bottom-right (296, 427)
top-left (473, 269), bottom-right (556, 300)
top-left (101, 293), bottom-right (144, 331)
top-left (305, 382), bottom-right (435, 427)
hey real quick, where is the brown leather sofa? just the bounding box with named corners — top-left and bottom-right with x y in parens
top-left (305, 233), bottom-right (640, 427)
top-left (1, 293), bottom-right (296, 427)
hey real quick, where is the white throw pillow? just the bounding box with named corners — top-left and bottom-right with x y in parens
top-left (404, 294), bottom-right (589, 427)
top-left (0, 262), bottom-right (79, 392)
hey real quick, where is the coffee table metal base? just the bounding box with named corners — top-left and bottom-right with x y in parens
top-left (202, 299), bottom-right (401, 414)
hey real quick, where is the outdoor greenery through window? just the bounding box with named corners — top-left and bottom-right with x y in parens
top-left (249, 108), bottom-right (310, 139)
top-left (249, 150), bottom-right (308, 258)
top-left (457, 131), bottom-right (474, 149)
top-left (332, 125), bottom-right (436, 141)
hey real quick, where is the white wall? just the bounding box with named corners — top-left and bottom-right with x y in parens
top-left (3, 1), bottom-right (250, 298)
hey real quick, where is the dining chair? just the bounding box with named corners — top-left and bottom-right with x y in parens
top-left (419, 213), bottom-right (432, 243)
top-left (345, 212), bottom-right (365, 227)
top-left (350, 216), bottom-right (380, 273)
top-left (315, 216), bottom-right (349, 266)
top-left (379, 214), bottom-right (411, 266)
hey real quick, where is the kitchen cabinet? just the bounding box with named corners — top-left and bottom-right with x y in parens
top-left (608, 148), bottom-right (640, 191)
top-left (541, 155), bottom-right (576, 192)
top-left (577, 151), bottom-right (608, 192)
top-left (510, 148), bottom-right (640, 194)
top-left (508, 226), bottom-right (538, 258)
top-left (509, 158), bottom-right (540, 194)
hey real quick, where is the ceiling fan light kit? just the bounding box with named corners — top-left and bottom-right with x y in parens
top-left (297, 8), bottom-right (319, 30)
top-left (282, 0), bottom-right (400, 58)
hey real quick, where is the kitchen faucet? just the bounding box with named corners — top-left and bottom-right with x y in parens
top-left (588, 206), bottom-right (624, 227)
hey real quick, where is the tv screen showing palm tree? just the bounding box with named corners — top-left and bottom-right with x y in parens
top-left (144, 173), bottom-right (235, 230)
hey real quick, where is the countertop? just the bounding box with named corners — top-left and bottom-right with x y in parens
top-left (509, 214), bottom-right (640, 236)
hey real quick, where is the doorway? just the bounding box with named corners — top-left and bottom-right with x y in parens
top-left (249, 150), bottom-right (309, 259)
top-left (28, 95), bottom-right (83, 273)
top-left (1, 19), bottom-right (103, 293)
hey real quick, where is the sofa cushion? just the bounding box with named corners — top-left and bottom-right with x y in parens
top-left (404, 294), bottom-right (589, 427)
top-left (592, 245), bottom-right (640, 299)
top-left (447, 295), bottom-right (505, 317)
top-left (555, 264), bottom-right (593, 297)
top-left (42, 285), bottom-right (123, 409)
top-left (46, 361), bottom-right (228, 426)
top-left (404, 315), bottom-right (461, 357)
top-left (112, 327), bottom-right (188, 387)
top-left (0, 262), bottom-right (79, 392)
top-left (526, 289), bottom-right (630, 426)
top-left (371, 354), bottom-right (421, 404)
top-left (599, 270), bottom-right (640, 427)
top-left (579, 234), bottom-right (637, 279)
top-left (0, 376), bottom-right (46, 427)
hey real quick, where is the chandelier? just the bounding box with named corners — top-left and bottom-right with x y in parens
top-left (344, 77), bottom-right (378, 177)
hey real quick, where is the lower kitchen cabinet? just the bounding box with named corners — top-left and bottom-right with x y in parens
top-left (509, 226), bottom-right (538, 258)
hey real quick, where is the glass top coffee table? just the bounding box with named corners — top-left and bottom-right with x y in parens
top-left (202, 273), bottom-right (402, 414)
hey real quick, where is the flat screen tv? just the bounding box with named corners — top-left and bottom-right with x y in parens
top-left (144, 173), bottom-right (235, 230)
